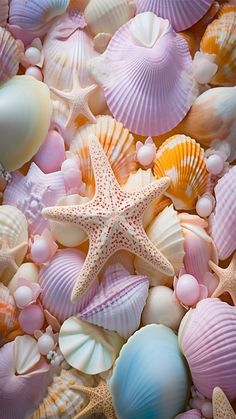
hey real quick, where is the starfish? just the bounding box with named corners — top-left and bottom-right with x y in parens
top-left (71, 379), bottom-right (116, 419)
top-left (0, 239), bottom-right (28, 281)
top-left (209, 252), bottom-right (236, 305)
top-left (212, 387), bottom-right (236, 419)
top-left (43, 134), bottom-right (174, 303)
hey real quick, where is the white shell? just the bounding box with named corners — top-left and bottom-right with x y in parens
top-left (8, 263), bottom-right (39, 294)
top-left (0, 205), bottom-right (28, 253)
top-left (14, 335), bottom-right (40, 375)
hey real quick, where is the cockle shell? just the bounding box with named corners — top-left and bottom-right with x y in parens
top-left (135, 0), bottom-right (215, 31)
top-left (0, 0), bottom-right (9, 27)
top-left (8, 262), bottom-right (39, 294)
top-left (178, 298), bottom-right (236, 401)
top-left (0, 283), bottom-right (21, 344)
top-left (153, 135), bottom-right (211, 210)
top-left (70, 115), bottom-right (138, 197)
top-left (0, 28), bottom-right (23, 85)
top-left (32, 368), bottom-right (96, 419)
top-left (209, 166), bottom-right (236, 260)
top-left (0, 76), bottom-right (52, 171)
top-left (59, 317), bottom-right (124, 374)
top-left (109, 324), bottom-right (189, 419)
top-left (89, 12), bottom-right (197, 136)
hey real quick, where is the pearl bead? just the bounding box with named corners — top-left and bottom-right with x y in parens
top-left (175, 274), bottom-right (200, 306)
top-left (25, 66), bottom-right (43, 81)
top-left (196, 196), bottom-right (213, 218)
top-left (31, 238), bottom-right (51, 264)
top-left (19, 304), bottom-right (44, 334)
top-left (37, 334), bottom-right (55, 355)
top-left (25, 47), bottom-right (41, 65)
top-left (14, 286), bottom-right (33, 308)
top-left (201, 401), bottom-right (213, 418)
top-left (206, 154), bottom-right (224, 176)
top-left (137, 146), bottom-right (154, 166)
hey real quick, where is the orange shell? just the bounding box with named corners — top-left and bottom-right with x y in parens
top-left (0, 283), bottom-right (21, 343)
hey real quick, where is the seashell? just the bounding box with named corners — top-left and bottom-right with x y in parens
top-left (0, 0), bottom-right (9, 27)
top-left (176, 410), bottom-right (202, 419)
top-left (19, 303), bottom-right (45, 335)
top-left (0, 28), bottom-right (23, 85)
top-left (134, 205), bottom-right (185, 286)
top-left (209, 166), bottom-right (236, 260)
top-left (200, 5), bottom-right (236, 86)
top-left (70, 115), bottom-right (138, 197)
top-left (88, 12), bottom-right (197, 136)
top-left (59, 317), bottom-right (124, 374)
top-left (0, 76), bottom-right (52, 171)
top-left (178, 298), bottom-right (236, 401)
top-left (109, 324), bottom-right (189, 419)
top-left (84, 0), bottom-right (136, 36)
top-left (0, 283), bottom-right (21, 344)
top-left (135, 0), bottom-right (215, 31)
top-left (78, 264), bottom-right (149, 338)
top-left (50, 99), bottom-right (78, 146)
top-left (33, 130), bottom-right (66, 174)
top-left (32, 368), bottom-right (96, 418)
top-left (8, 262), bottom-right (39, 294)
top-left (153, 135), bottom-right (211, 210)
top-left (14, 335), bottom-right (40, 375)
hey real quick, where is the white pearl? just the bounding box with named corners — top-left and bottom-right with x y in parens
top-left (201, 401), bottom-right (213, 418)
top-left (137, 146), bottom-right (154, 166)
top-left (14, 286), bottom-right (33, 308)
top-left (25, 47), bottom-right (41, 65)
top-left (25, 66), bottom-right (43, 81)
top-left (206, 154), bottom-right (224, 176)
top-left (37, 334), bottom-right (54, 355)
top-left (196, 196), bottom-right (213, 218)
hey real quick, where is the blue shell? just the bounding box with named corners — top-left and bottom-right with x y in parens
top-left (109, 324), bottom-right (189, 419)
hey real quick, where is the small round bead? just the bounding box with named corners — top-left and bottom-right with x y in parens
top-left (201, 401), bottom-right (213, 419)
top-left (37, 334), bottom-right (55, 355)
top-left (25, 66), bottom-right (43, 81)
top-left (206, 154), bottom-right (224, 176)
top-left (175, 274), bottom-right (200, 306)
top-left (25, 47), bottom-right (41, 65)
top-left (137, 145), bottom-right (155, 166)
top-left (18, 304), bottom-right (44, 334)
top-left (31, 238), bottom-right (51, 264)
top-left (196, 196), bottom-right (213, 218)
top-left (14, 286), bottom-right (33, 308)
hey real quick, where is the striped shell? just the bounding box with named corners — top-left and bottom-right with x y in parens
top-left (153, 135), bottom-right (211, 210)
top-left (200, 5), bottom-right (236, 86)
top-left (0, 28), bottom-right (23, 85)
top-left (0, 283), bottom-right (21, 344)
top-left (0, 0), bottom-right (9, 27)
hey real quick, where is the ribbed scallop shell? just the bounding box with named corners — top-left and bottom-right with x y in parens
top-left (32, 369), bottom-right (95, 419)
top-left (0, 283), bottom-right (21, 344)
top-left (0, 0), bottom-right (9, 27)
top-left (210, 166), bottom-right (236, 260)
top-left (14, 335), bottom-right (40, 375)
top-left (0, 28), bottom-right (23, 85)
top-left (153, 135), bottom-right (211, 210)
top-left (200, 5), bottom-right (236, 86)
top-left (70, 115), bottom-right (138, 197)
top-left (135, 0), bottom-right (214, 31)
top-left (89, 12), bottom-right (197, 136)
top-left (179, 298), bottom-right (236, 401)
top-left (0, 205), bottom-right (28, 254)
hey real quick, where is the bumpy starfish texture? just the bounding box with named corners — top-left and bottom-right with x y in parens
top-left (71, 379), bottom-right (116, 419)
top-left (0, 240), bottom-right (28, 278)
top-left (213, 387), bottom-right (236, 419)
top-left (43, 135), bottom-right (174, 303)
top-left (209, 252), bottom-right (236, 305)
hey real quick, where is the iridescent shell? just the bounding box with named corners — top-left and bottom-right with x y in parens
top-left (0, 28), bottom-right (23, 85)
top-left (0, 284), bottom-right (21, 344)
top-left (153, 135), bottom-right (212, 210)
top-left (0, 0), bottom-right (9, 27)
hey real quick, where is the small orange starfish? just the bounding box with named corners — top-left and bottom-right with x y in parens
top-left (213, 387), bottom-right (236, 419)
top-left (209, 252), bottom-right (236, 305)
top-left (71, 379), bottom-right (116, 419)
top-left (0, 239), bottom-right (28, 282)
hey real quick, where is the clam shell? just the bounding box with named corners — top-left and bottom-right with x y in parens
top-left (8, 262), bottom-right (39, 294)
top-left (14, 335), bottom-right (40, 375)
top-left (109, 324), bottom-right (189, 419)
top-left (153, 135), bottom-right (211, 210)
top-left (89, 12), bottom-right (197, 136)
top-left (200, 5), bottom-right (236, 86)
top-left (179, 298), bottom-right (236, 400)
top-left (135, 0), bottom-right (215, 31)
top-left (0, 28), bottom-right (23, 85)
top-left (0, 283), bottom-right (21, 344)
top-left (0, 76), bottom-right (52, 171)
top-left (0, 0), bottom-right (9, 27)
top-left (59, 317), bottom-right (124, 374)
top-left (209, 166), bottom-right (236, 260)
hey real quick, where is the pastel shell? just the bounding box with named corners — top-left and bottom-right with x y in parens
top-left (78, 264), bottom-right (149, 338)
top-left (14, 335), bottom-right (40, 375)
top-left (135, 0), bottom-right (215, 31)
top-left (200, 5), bottom-right (236, 86)
top-left (179, 298), bottom-right (236, 400)
top-left (89, 12), bottom-right (197, 136)
top-left (109, 324), bottom-right (189, 419)
top-left (8, 262), bottom-right (39, 294)
top-left (0, 0), bottom-right (9, 27)
top-left (59, 317), bottom-right (124, 374)
top-left (0, 28), bottom-right (23, 85)
top-left (70, 115), bottom-right (138, 197)
top-left (0, 76), bottom-right (52, 171)
top-left (209, 166), bottom-right (236, 260)
top-left (153, 135), bottom-right (211, 210)
top-left (176, 410), bottom-right (202, 419)
top-left (0, 283), bottom-right (21, 344)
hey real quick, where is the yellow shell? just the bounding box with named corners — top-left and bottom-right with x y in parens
top-left (70, 115), bottom-right (138, 197)
top-left (200, 4), bottom-right (236, 86)
top-left (153, 135), bottom-right (211, 210)
top-left (0, 283), bottom-right (21, 344)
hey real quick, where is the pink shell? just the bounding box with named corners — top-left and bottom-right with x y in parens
top-left (33, 130), bottom-right (66, 174)
top-left (18, 304), bottom-right (45, 334)
top-left (135, 0), bottom-right (214, 31)
top-left (210, 167), bottom-right (236, 260)
top-left (179, 298), bottom-right (236, 401)
top-left (0, 0), bottom-right (9, 27)
top-left (177, 410), bottom-right (202, 419)
top-left (0, 28), bottom-right (23, 84)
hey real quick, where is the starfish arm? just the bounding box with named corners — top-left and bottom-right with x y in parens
top-left (50, 86), bottom-right (71, 103)
top-left (42, 204), bottom-right (94, 225)
top-left (213, 387), bottom-right (236, 419)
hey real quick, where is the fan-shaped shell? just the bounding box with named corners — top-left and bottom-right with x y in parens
top-left (0, 76), bottom-right (52, 171)
top-left (14, 335), bottom-right (40, 375)
top-left (135, 0), bottom-right (215, 31)
top-left (70, 115), bottom-right (138, 197)
top-left (179, 298), bottom-right (236, 401)
top-left (89, 12), bottom-right (197, 136)
top-left (210, 166), bottom-right (236, 260)
top-left (153, 135), bottom-right (211, 210)
top-left (109, 324), bottom-right (189, 419)
top-left (0, 205), bottom-right (28, 254)
top-left (200, 5), bottom-right (236, 86)
top-left (0, 28), bottom-right (23, 85)
top-left (0, 0), bottom-right (9, 27)
top-left (59, 317), bottom-right (124, 374)
top-left (0, 283), bottom-right (21, 344)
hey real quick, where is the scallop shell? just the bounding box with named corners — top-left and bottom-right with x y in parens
top-left (179, 298), bottom-right (236, 401)
top-left (0, 0), bottom-right (9, 27)
top-left (153, 135), bottom-right (211, 210)
top-left (32, 368), bottom-right (96, 419)
top-left (70, 115), bottom-right (138, 197)
top-left (0, 28), bottom-right (23, 85)
top-left (200, 5), bottom-right (236, 86)
top-left (78, 264), bottom-right (149, 338)
top-left (135, 0), bottom-right (215, 31)
top-left (88, 12), bottom-right (197, 136)
top-left (59, 317), bottom-right (124, 374)
top-left (84, 0), bottom-right (136, 36)
top-left (14, 335), bottom-right (40, 375)
top-left (109, 324), bottom-right (189, 419)
top-left (0, 283), bottom-right (21, 344)
top-left (0, 76), bottom-right (52, 171)
top-left (209, 166), bottom-right (236, 260)
top-left (50, 99), bottom-right (78, 147)
top-left (134, 204), bottom-right (185, 286)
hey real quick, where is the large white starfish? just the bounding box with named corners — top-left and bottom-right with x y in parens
top-left (43, 135), bottom-right (174, 303)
